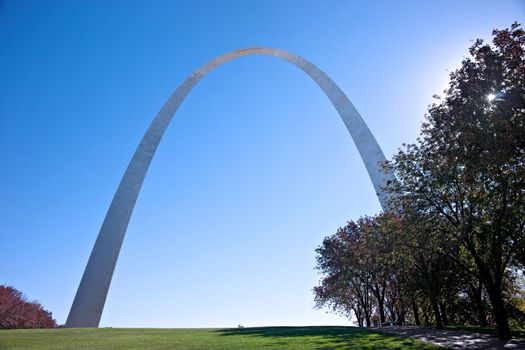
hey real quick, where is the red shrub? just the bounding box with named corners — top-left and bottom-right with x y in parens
top-left (0, 285), bottom-right (57, 329)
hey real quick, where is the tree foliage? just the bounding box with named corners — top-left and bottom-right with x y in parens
top-left (314, 23), bottom-right (525, 340)
top-left (315, 213), bottom-right (411, 327)
top-left (0, 285), bottom-right (57, 329)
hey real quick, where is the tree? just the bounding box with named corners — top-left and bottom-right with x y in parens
top-left (0, 285), bottom-right (57, 329)
top-left (385, 23), bottom-right (525, 339)
top-left (314, 214), bottom-right (407, 327)
top-left (314, 217), bottom-right (375, 327)
top-left (390, 210), bottom-right (453, 329)
top-left (314, 212), bottom-right (502, 329)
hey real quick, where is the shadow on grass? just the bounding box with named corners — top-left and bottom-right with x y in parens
top-left (218, 326), bottom-right (361, 338)
top-left (216, 326), bottom-right (439, 349)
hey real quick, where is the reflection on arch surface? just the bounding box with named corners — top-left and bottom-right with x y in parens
top-left (65, 47), bottom-right (394, 327)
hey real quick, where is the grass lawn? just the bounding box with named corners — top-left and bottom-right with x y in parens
top-left (445, 325), bottom-right (525, 338)
top-left (0, 326), bottom-right (444, 350)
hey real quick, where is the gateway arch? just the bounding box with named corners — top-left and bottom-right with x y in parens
top-left (66, 47), bottom-right (395, 328)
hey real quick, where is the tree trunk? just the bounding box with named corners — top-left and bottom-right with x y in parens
top-left (485, 280), bottom-right (512, 340)
top-left (471, 282), bottom-right (487, 327)
top-left (429, 291), bottom-right (443, 329)
top-left (439, 302), bottom-right (448, 326)
top-left (412, 300), bottom-right (421, 326)
top-left (386, 303), bottom-right (396, 325)
top-left (419, 255), bottom-right (443, 329)
top-left (356, 312), bottom-right (363, 328)
top-left (470, 247), bottom-right (512, 340)
top-left (372, 283), bottom-right (386, 325)
top-left (352, 306), bottom-right (363, 328)
top-left (378, 302), bottom-right (385, 325)
top-left (361, 285), bottom-right (372, 327)
top-left (365, 315), bottom-right (371, 327)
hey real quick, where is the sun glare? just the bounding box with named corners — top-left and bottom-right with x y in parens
top-left (487, 93), bottom-right (496, 102)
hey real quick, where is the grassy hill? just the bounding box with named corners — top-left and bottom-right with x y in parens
top-left (0, 326), bottom-right (443, 349)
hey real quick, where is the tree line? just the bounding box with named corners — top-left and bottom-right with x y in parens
top-left (314, 23), bottom-right (525, 340)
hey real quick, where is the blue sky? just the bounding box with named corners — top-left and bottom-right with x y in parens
top-left (1, 0), bottom-right (523, 327)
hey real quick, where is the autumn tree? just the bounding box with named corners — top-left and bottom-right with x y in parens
top-left (314, 213), bottom-right (406, 327)
top-left (0, 285), bottom-right (57, 329)
top-left (314, 212), bottom-right (500, 329)
top-left (385, 23), bottom-right (525, 339)
top-left (315, 217), bottom-right (374, 327)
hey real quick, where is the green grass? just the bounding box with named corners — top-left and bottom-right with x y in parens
top-left (445, 325), bottom-right (525, 338)
top-left (0, 326), bottom-right (444, 350)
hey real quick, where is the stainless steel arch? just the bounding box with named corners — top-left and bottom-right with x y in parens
top-left (66, 47), bottom-right (394, 328)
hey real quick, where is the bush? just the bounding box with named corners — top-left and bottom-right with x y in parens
top-left (0, 285), bottom-right (57, 329)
